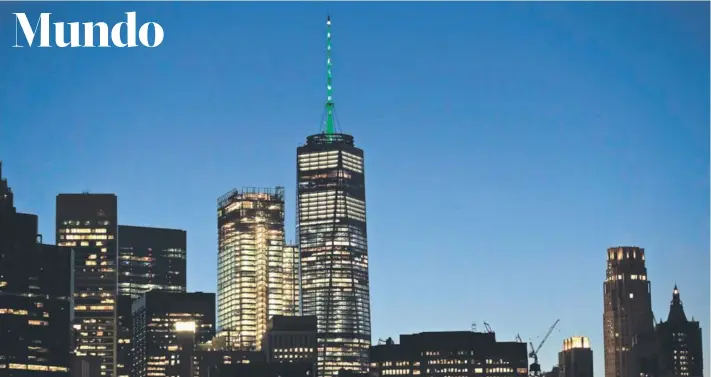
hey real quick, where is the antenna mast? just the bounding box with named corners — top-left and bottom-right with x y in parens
top-left (324, 15), bottom-right (335, 138)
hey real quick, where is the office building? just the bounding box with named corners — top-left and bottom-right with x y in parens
top-left (56, 194), bottom-right (118, 377)
top-left (0, 164), bottom-right (73, 375)
top-left (217, 187), bottom-right (296, 350)
top-left (558, 336), bottom-right (593, 377)
top-left (369, 331), bottom-right (529, 376)
top-left (655, 285), bottom-right (704, 377)
top-left (192, 347), bottom-right (265, 377)
top-left (284, 243), bottom-right (299, 316)
top-left (172, 318), bottom-right (200, 377)
top-left (131, 291), bottom-right (215, 377)
top-left (191, 342), bottom-right (312, 377)
top-left (117, 225), bottom-right (187, 297)
top-left (199, 361), bottom-right (314, 377)
top-left (603, 246), bottom-right (655, 377)
top-left (297, 17), bottom-right (372, 376)
top-left (115, 297), bottom-right (132, 377)
top-left (116, 225), bottom-right (187, 377)
top-left (70, 356), bottom-right (102, 377)
top-left (191, 343), bottom-right (312, 377)
top-left (336, 371), bottom-right (369, 377)
top-left (262, 315), bottom-right (318, 365)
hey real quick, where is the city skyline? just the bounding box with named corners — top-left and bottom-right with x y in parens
top-left (1, 2), bottom-right (708, 376)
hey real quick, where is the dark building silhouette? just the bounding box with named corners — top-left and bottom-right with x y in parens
top-left (198, 360), bottom-right (314, 377)
top-left (184, 322), bottom-right (318, 377)
top-left (56, 194), bottom-right (118, 377)
top-left (369, 331), bottom-right (529, 376)
top-left (191, 347), bottom-right (265, 377)
top-left (70, 356), bottom-right (101, 377)
top-left (296, 17), bottom-right (371, 377)
top-left (603, 246), bottom-right (655, 377)
top-left (543, 366), bottom-right (561, 377)
top-left (0, 163), bottom-right (73, 375)
top-left (131, 291), bottom-right (215, 377)
top-left (115, 225), bottom-right (187, 377)
top-left (632, 331), bottom-right (662, 377)
top-left (655, 285), bottom-right (703, 377)
top-left (115, 296), bottom-right (132, 377)
top-left (336, 370), bottom-right (370, 377)
top-left (262, 315), bottom-right (318, 367)
top-left (558, 336), bottom-right (593, 377)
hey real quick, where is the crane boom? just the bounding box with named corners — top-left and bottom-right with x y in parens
top-left (528, 319), bottom-right (560, 376)
top-left (535, 319), bottom-right (559, 355)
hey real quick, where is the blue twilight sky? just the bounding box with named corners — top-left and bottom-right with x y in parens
top-left (0, 2), bottom-right (708, 376)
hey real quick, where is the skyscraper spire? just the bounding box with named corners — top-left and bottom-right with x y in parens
top-left (324, 15), bottom-right (335, 137)
top-left (668, 284), bottom-right (688, 323)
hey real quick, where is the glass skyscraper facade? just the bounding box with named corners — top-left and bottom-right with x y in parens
top-left (117, 225), bottom-right (187, 297)
top-left (56, 194), bottom-right (119, 377)
top-left (131, 291), bottom-right (215, 377)
top-left (283, 243), bottom-right (299, 317)
top-left (116, 225), bottom-right (187, 377)
top-left (217, 187), bottom-right (297, 350)
top-left (297, 133), bottom-right (371, 376)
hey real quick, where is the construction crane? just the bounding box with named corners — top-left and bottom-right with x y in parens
top-left (483, 321), bottom-right (493, 333)
top-left (378, 338), bottom-right (395, 346)
top-left (528, 319), bottom-right (560, 376)
top-left (516, 334), bottom-right (523, 343)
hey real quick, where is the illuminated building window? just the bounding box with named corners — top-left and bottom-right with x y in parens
top-left (217, 187), bottom-right (296, 350)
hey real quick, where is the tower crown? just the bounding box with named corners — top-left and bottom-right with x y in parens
top-left (607, 246), bottom-right (645, 261)
top-left (563, 336), bottom-right (591, 351)
top-left (667, 284), bottom-right (687, 323)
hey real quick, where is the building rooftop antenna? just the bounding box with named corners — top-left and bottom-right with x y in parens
top-left (323, 15), bottom-right (335, 139)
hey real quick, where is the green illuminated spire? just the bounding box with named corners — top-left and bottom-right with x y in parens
top-left (324, 15), bottom-right (335, 136)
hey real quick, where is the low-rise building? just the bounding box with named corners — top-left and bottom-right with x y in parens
top-left (370, 331), bottom-right (528, 377)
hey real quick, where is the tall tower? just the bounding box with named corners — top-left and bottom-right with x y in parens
top-left (217, 187), bottom-right (296, 350)
top-left (559, 336), bottom-right (594, 377)
top-left (296, 16), bottom-right (372, 376)
top-left (56, 193), bottom-right (119, 377)
top-left (603, 246), bottom-right (655, 377)
top-left (655, 285), bottom-right (704, 377)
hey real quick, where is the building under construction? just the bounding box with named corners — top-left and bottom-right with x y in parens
top-left (217, 187), bottom-right (298, 350)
